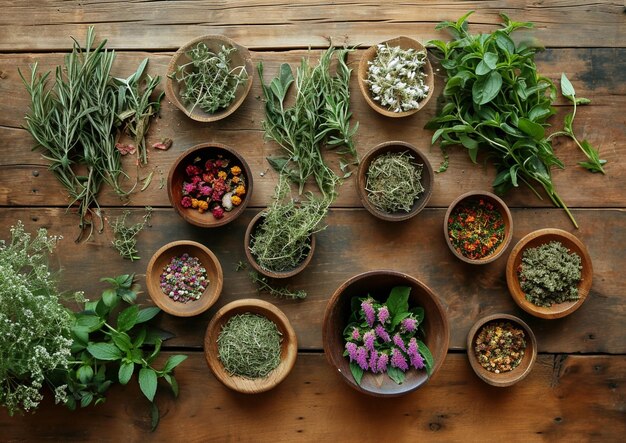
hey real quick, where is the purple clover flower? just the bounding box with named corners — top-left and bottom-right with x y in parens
top-left (345, 342), bottom-right (358, 362)
top-left (368, 351), bottom-right (379, 373)
top-left (393, 334), bottom-right (407, 352)
top-left (361, 300), bottom-right (375, 327)
top-left (377, 306), bottom-right (390, 324)
top-left (363, 330), bottom-right (376, 352)
top-left (374, 324), bottom-right (390, 342)
top-left (351, 327), bottom-right (361, 341)
top-left (407, 338), bottom-right (425, 369)
top-left (401, 317), bottom-right (417, 333)
top-left (355, 346), bottom-right (369, 371)
top-left (390, 348), bottom-right (409, 372)
top-left (376, 353), bottom-right (389, 373)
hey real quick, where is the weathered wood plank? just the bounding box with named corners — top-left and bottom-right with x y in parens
top-left (0, 1), bottom-right (624, 50)
top-left (0, 49), bottom-right (624, 209)
top-left (1, 353), bottom-right (624, 441)
top-left (0, 207), bottom-right (622, 353)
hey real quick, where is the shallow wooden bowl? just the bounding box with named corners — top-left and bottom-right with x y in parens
top-left (322, 270), bottom-right (449, 396)
top-left (165, 34), bottom-right (253, 122)
top-left (356, 141), bottom-right (434, 222)
top-left (204, 299), bottom-right (298, 394)
top-left (168, 142), bottom-right (253, 228)
top-left (506, 228), bottom-right (593, 319)
top-left (146, 240), bottom-right (223, 317)
top-left (444, 191), bottom-right (513, 264)
top-left (467, 313), bottom-right (537, 387)
top-left (358, 36), bottom-right (434, 118)
top-left (244, 211), bottom-right (316, 279)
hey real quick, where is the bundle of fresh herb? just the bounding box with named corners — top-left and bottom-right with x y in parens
top-left (427, 12), bottom-right (607, 228)
top-left (367, 44), bottom-right (430, 112)
top-left (217, 313), bottom-right (282, 379)
top-left (344, 286), bottom-right (433, 386)
top-left (20, 27), bottom-right (163, 240)
top-left (110, 207), bottom-right (152, 261)
top-left (0, 222), bottom-right (82, 415)
top-left (365, 151), bottom-right (425, 213)
top-left (249, 175), bottom-right (329, 273)
top-left (258, 46), bottom-right (358, 197)
top-left (518, 241), bottom-right (582, 307)
top-left (169, 43), bottom-right (248, 114)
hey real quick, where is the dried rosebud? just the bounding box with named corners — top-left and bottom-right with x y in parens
top-left (116, 143), bottom-right (136, 156)
top-left (152, 138), bottom-right (173, 151)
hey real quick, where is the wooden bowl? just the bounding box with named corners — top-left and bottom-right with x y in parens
top-left (165, 34), bottom-right (253, 122)
top-left (356, 141), bottom-right (434, 221)
top-left (146, 240), bottom-right (223, 317)
top-left (244, 211), bottom-right (316, 279)
top-left (444, 191), bottom-right (513, 264)
top-left (204, 299), bottom-right (298, 393)
top-left (506, 228), bottom-right (593, 319)
top-left (322, 270), bottom-right (449, 396)
top-left (168, 142), bottom-right (253, 228)
top-left (467, 314), bottom-right (537, 387)
top-left (358, 36), bottom-right (434, 118)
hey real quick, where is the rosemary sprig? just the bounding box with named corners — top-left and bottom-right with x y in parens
top-left (249, 271), bottom-right (307, 300)
top-left (111, 207), bottom-right (152, 261)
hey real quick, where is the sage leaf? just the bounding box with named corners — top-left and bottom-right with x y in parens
top-left (472, 71), bottom-right (502, 105)
top-left (518, 118), bottom-right (546, 140)
top-left (87, 343), bottom-right (122, 361)
top-left (77, 365), bottom-right (94, 384)
top-left (162, 355), bottom-right (188, 373)
top-left (387, 366), bottom-right (406, 385)
top-left (164, 374), bottom-right (179, 397)
top-left (138, 368), bottom-right (158, 402)
top-left (80, 392), bottom-right (94, 408)
top-left (560, 73), bottom-right (575, 98)
top-left (117, 305), bottom-right (139, 332)
top-left (417, 340), bottom-right (434, 375)
top-left (349, 361), bottom-right (364, 386)
top-left (118, 362), bottom-right (134, 385)
top-left (386, 286), bottom-right (410, 318)
top-left (102, 288), bottom-right (118, 308)
top-left (136, 307), bottom-right (161, 324)
top-left (150, 402), bottom-right (160, 432)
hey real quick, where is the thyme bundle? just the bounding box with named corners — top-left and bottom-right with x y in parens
top-left (217, 313), bottom-right (282, 379)
top-left (249, 175), bottom-right (329, 273)
top-left (365, 151), bottom-right (424, 213)
top-left (169, 43), bottom-right (248, 114)
top-left (20, 27), bottom-right (162, 240)
top-left (110, 207), bottom-right (152, 261)
top-left (249, 271), bottom-right (307, 300)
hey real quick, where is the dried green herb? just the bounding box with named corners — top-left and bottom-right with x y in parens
top-left (249, 271), bottom-right (307, 300)
top-left (248, 176), bottom-right (328, 273)
top-left (427, 12), bottom-right (606, 228)
top-left (217, 313), bottom-right (282, 379)
top-left (518, 241), bottom-right (582, 307)
top-left (474, 321), bottom-right (526, 373)
top-left (111, 207), bottom-right (152, 261)
top-left (365, 151), bottom-right (424, 213)
top-left (169, 43), bottom-right (248, 114)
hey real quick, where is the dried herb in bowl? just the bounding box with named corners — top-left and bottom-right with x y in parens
top-left (474, 321), bottom-right (526, 374)
top-left (518, 241), bottom-right (582, 307)
top-left (217, 313), bottom-right (282, 379)
top-left (365, 151), bottom-right (425, 213)
top-left (169, 43), bottom-right (248, 114)
top-left (448, 198), bottom-right (505, 260)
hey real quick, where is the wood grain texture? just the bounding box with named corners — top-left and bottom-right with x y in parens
top-left (1, 353), bottom-right (624, 441)
top-left (0, 1), bottom-right (624, 50)
top-left (0, 49), bottom-right (624, 209)
top-left (0, 207), bottom-right (622, 354)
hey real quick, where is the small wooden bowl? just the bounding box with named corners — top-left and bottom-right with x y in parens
top-left (322, 270), bottom-right (449, 397)
top-left (467, 314), bottom-right (537, 387)
top-left (165, 34), bottom-right (253, 122)
top-left (244, 211), bottom-right (316, 279)
top-left (168, 142), bottom-right (253, 228)
top-left (146, 240), bottom-right (223, 317)
top-left (204, 299), bottom-right (298, 394)
top-left (444, 191), bottom-right (513, 264)
top-left (356, 141), bottom-right (434, 221)
top-left (358, 36), bottom-right (434, 118)
top-left (506, 228), bottom-right (593, 319)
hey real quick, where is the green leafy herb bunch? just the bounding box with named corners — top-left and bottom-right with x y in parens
top-left (427, 12), bottom-right (606, 228)
top-left (343, 286), bottom-right (433, 386)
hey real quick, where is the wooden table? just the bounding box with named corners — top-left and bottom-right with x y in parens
top-left (1, 2), bottom-right (625, 441)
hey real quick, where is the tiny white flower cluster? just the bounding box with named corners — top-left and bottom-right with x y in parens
top-left (367, 44), bottom-right (430, 113)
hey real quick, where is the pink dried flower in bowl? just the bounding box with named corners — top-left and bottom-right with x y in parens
top-left (390, 348), bottom-right (409, 371)
top-left (401, 317), bottom-right (417, 333)
top-left (377, 306), bottom-right (390, 324)
top-left (181, 196), bottom-right (193, 208)
top-left (375, 324), bottom-right (390, 342)
top-left (345, 342), bottom-right (358, 362)
top-left (200, 185), bottom-right (212, 196)
top-left (361, 300), bottom-right (376, 327)
top-left (185, 165), bottom-right (201, 177)
top-left (182, 182), bottom-right (196, 195)
top-left (351, 327), bottom-right (361, 341)
top-left (363, 330), bottom-right (376, 352)
top-left (211, 206), bottom-right (225, 219)
top-left (393, 334), bottom-right (407, 352)
top-left (355, 346), bottom-right (369, 371)
top-left (407, 338), bottom-right (425, 369)
top-left (376, 352), bottom-right (389, 373)
top-left (368, 350), bottom-right (379, 373)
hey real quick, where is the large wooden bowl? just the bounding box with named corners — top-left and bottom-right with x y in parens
top-left (358, 36), bottom-right (434, 118)
top-left (165, 34), bottom-right (253, 122)
top-left (444, 190), bottom-right (513, 264)
top-left (356, 141), bottom-right (434, 222)
top-left (506, 228), bottom-right (593, 319)
top-left (244, 211), bottom-right (316, 279)
top-left (168, 142), bottom-right (253, 228)
top-left (467, 313), bottom-right (537, 387)
top-left (322, 270), bottom-right (449, 396)
top-left (146, 240), bottom-right (223, 317)
top-left (204, 299), bottom-right (298, 394)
